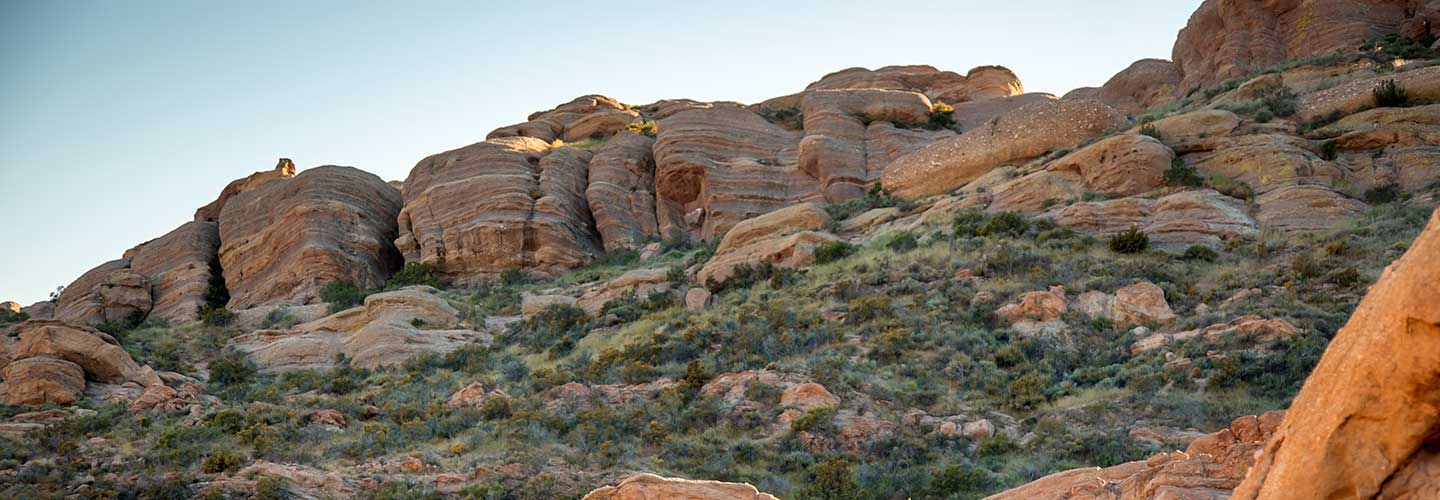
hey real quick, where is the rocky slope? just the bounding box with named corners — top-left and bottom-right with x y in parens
top-left (4, 0), bottom-right (1440, 498)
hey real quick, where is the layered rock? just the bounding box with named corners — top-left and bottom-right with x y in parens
top-left (696, 203), bottom-right (838, 285)
top-left (582, 473), bottom-right (779, 500)
top-left (194, 158), bottom-right (296, 222)
top-left (985, 411), bottom-right (1284, 499)
top-left (785, 65), bottom-right (1023, 105)
top-left (1255, 184), bottom-right (1368, 231)
top-left (575, 268), bottom-right (671, 316)
top-left (1172, 0), bottom-right (1428, 90)
top-left (397, 137), bottom-right (602, 281)
top-left (219, 165), bottom-right (403, 308)
top-left (1, 320), bottom-right (161, 406)
top-left (1232, 207), bottom-right (1440, 499)
top-left (1047, 134), bottom-right (1174, 196)
top-left (653, 105), bottom-right (807, 241)
top-left (1132, 315), bottom-right (1299, 354)
top-left (882, 99), bottom-right (1129, 198)
top-left (1297, 64), bottom-right (1440, 121)
top-left (2, 356), bottom-right (85, 406)
top-left (230, 286), bottom-right (489, 371)
top-left (1185, 134), bottom-right (1344, 195)
top-left (53, 260), bottom-right (151, 325)
top-left (488, 95), bottom-right (639, 143)
top-left (800, 89), bottom-right (937, 202)
top-left (1076, 59), bottom-right (1183, 115)
top-left (1054, 189), bottom-right (1259, 248)
top-left (126, 221), bottom-right (221, 322)
top-left (586, 131), bottom-right (660, 250)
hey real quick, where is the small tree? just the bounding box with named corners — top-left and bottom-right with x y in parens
top-left (1109, 227), bottom-right (1150, 254)
top-left (1374, 79), bottom-right (1408, 107)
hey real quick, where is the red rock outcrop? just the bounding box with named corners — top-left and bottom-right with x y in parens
top-left (882, 99), bottom-right (1129, 199)
top-left (696, 203), bottom-right (838, 285)
top-left (218, 165), bottom-right (402, 308)
top-left (1132, 315), bottom-right (1299, 354)
top-left (488, 95), bottom-right (639, 143)
top-left (800, 89), bottom-right (937, 202)
top-left (10, 320), bottom-right (161, 387)
top-left (126, 221), bottom-right (221, 323)
top-left (397, 137), bottom-right (601, 281)
top-left (582, 473), bottom-right (779, 500)
top-left (1078, 59), bottom-right (1183, 115)
top-left (985, 411), bottom-right (1285, 499)
top-left (1232, 207), bottom-right (1440, 499)
top-left (194, 158), bottom-right (296, 222)
top-left (2, 356), bottom-right (85, 406)
top-left (1172, 0), bottom-right (1429, 91)
top-left (1054, 189), bottom-right (1259, 248)
top-left (53, 260), bottom-right (151, 326)
top-left (784, 65), bottom-right (1024, 106)
top-left (586, 131), bottom-right (660, 250)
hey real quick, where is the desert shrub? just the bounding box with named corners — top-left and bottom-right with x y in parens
top-left (387, 262), bottom-right (442, 289)
top-left (1007, 372), bottom-right (1048, 410)
top-left (814, 241), bottom-right (857, 265)
top-left (480, 396), bottom-right (512, 420)
top-left (977, 211), bottom-right (1029, 238)
top-left (790, 406), bottom-right (838, 433)
top-left (601, 290), bottom-right (673, 322)
top-left (199, 305), bottom-right (235, 326)
top-left (0, 308), bottom-right (26, 325)
top-left (952, 210), bottom-right (988, 237)
top-left (799, 459), bottom-right (865, 500)
top-left (1208, 174), bottom-right (1255, 200)
top-left (1259, 85), bottom-right (1298, 117)
top-left (1181, 245), bottom-right (1218, 262)
top-left (928, 102), bottom-right (956, 130)
top-left (758, 106), bottom-right (804, 130)
top-left (626, 120), bottom-right (658, 137)
top-left (255, 476), bottom-right (290, 500)
top-left (203, 257), bottom-right (229, 309)
top-left (588, 248), bottom-right (639, 269)
top-left (1139, 123), bottom-right (1162, 140)
top-left (885, 231), bottom-right (919, 252)
top-left (1362, 33), bottom-right (1438, 60)
top-left (927, 463), bottom-right (996, 498)
top-left (824, 183), bottom-right (908, 222)
top-left (1108, 227), bottom-right (1150, 254)
top-left (1319, 140), bottom-right (1339, 161)
top-left (509, 303), bottom-right (590, 355)
top-left (320, 280), bottom-right (365, 312)
top-left (1364, 183), bottom-right (1403, 204)
top-left (209, 350), bottom-right (257, 387)
top-left (1164, 159), bottom-right (1203, 187)
top-left (500, 268), bottom-right (529, 286)
top-left (1298, 110), bottom-right (1346, 134)
top-left (1374, 79), bottom-right (1409, 107)
top-left (201, 449), bottom-right (246, 473)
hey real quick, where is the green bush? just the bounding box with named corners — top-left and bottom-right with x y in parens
top-left (500, 268), bottom-right (530, 287)
top-left (626, 120), bottom-right (658, 137)
top-left (201, 449), bottom-right (246, 473)
top-left (928, 102), bottom-right (956, 130)
top-left (1139, 123), bottom-right (1162, 140)
top-left (885, 231), bottom-right (919, 252)
top-left (1363, 33), bottom-right (1439, 60)
top-left (1364, 183), bottom-right (1402, 204)
top-left (320, 280), bottom-right (365, 312)
top-left (199, 305), bottom-right (235, 327)
top-left (0, 308), bottom-right (26, 325)
top-left (209, 350), bottom-right (257, 387)
top-left (1374, 79), bottom-right (1409, 107)
top-left (387, 262), bottom-right (442, 289)
top-left (1260, 86), bottom-right (1298, 117)
top-left (1164, 159), bottom-right (1203, 187)
top-left (1109, 227), bottom-right (1150, 254)
top-left (799, 459), bottom-right (864, 500)
top-left (977, 211), bottom-right (1029, 238)
top-left (758, 106), bottom-right (804, 130)
top-left (814, 241), bottom-right (857, 265)
top-left (1181, 245), bottom-right (1218, 262)
top-left (1320, 140), bottom-right (1339, 161)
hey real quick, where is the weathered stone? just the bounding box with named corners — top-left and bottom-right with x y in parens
top-left (218, 165), bottom-right (402, 308)
top-left (1084, 59), bottom-right (1183, 115)
top-left (520, 294), bottom-right (579, 319)
top-left (685, 287), bottom-right (713, 311)
top-left (882, 99), bottom-right (1129, 199)
top-left (54, 260), bottom-right (151, 326)
top-left (780, 382), bottom-right (840, 411)
top-left (11, 320), bottom-right (161, 387)
top-left (696, 203), bottom-right (837, 285)
top-left (488, 95), bottom-right (638, 143)
top-left (1298, 64), bottom-right (1440, 121)
top-left (1255, 184), bottom-right (1368, 231)
top-left (582, 473), bottom-right (779, 500)
top-left (127, 221), bottom-right (221, 323)
top-left (576, 268), bottom-right (670, 316)
top-left (1055, 190), bottom-right (1259, 248)
top-left (2, 356), bottom-right (85, 406)
top-left (1046, 134), bottom-right (1174, 196)
top-left (586, 132), bottom-right (660, 251)
top-left (1132, 315), bottom-right (1299, 354)
top-left (800, 89), bottom-right (934, 201)
top-left (194, 158), bottom-right (296, 222)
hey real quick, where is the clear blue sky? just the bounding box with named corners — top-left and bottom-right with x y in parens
top-left (0, 0), bottom-right (1202, 305)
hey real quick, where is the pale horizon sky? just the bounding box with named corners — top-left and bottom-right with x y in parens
top-left (0, 0), bottom-right (1203, 305)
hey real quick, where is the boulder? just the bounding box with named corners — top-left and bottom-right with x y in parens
top-left (1046, 134), bottom-right (1174, 196)
top-left (586, 131), bottom-right (660, 251)
top-left (127, 221), bottom-right (221, 323)
top-left (396, 137), bottom-right (601, 281)
top-left (194, 158), bottom-right (296, 222)
top-left (1055, 190), bottom-right (1259, 248)
top-left (11, 320), bottom-right (161, 387)
top-left (1087, 59), bottom-right (1183, 115)
top-left (1111, 282), bottom-right (1177, 327)
top-left (20, 301), bottom-right (53, 320)
top-left (218, 165), bottom-right (403, 308)
top-left (997, 286), bottom-right (1068, 324)
top-left (1172, 0), bottom-right (1422, 90)
top-left (127, 383), bottom-right (204, 414)
top-left (2, 356), bottom-right (85, 406)
top-left (1132, 315), bottom-right (1300, 354)
top-left (1143, 109), bottom-right (1242, 147)
top-left (696, 203), bottom-right (838, 285)
top-left (986, 411), bottom-right (1285, 499)
top-left (684, 287), bottom-right (713, 311)
top-left (446, 382), bottom-right (508, 409)
top-left (576, 268), bottom-right (671, 316)
top-left (949, 93), bottom-right (1058, 132)
top-left (312, 408), bottom-right (346, 428)
top-left (882, 99), bottom-right (1129, 199)
top-left (1256, 184), bottom-right (1369, 232)
top-left (780, 382), bottom-right (840, 411)
top-left (582, 473), bottom-right (779, 500)
top-left (53, 260), bottom-right (151, 326)
top-left (1232, 207), bottom-right (1440, 499)
top-left (986, 170), bottom-right (1085, 214)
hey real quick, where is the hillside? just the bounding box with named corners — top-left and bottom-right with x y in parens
top-left (4, 1), bottom-right (1440, 499)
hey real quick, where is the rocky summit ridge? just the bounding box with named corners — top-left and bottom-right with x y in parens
top-left (5, 0), bottom-right (1440, 498)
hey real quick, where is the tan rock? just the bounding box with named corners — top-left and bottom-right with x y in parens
top-left (446, 381), bottom-right (502, 409)
top-left (684, 287), bottom-right (712, 311)
top-left (1132, 315), bottom-right (1299, 354)
top-left (194, 158), bottom-right (296, 222)
top-left (1309, 104), bottom-right (1440, 148)
top-left (312, 408), bottom-right (346, 428)
top-left (997, 286), bottom-right (1068, 323)
top-left (1144, 109), bottom-right (1242, 147)
top-left (20, 301), bottom-right (54, 320)
top-left (780, 382), bottom-right (840, 411)
top-left (53, 260), bottom-right (151, 326)
top-left (397, 137), bottom-right (601, 280)
top-left (986, 170), bottom-right (1085, 214)
top-left (236, 461), bottom-right (356, 499)
top-left (1186, 134), bottom-right (1342, 195)
top-left (489, 95), bottom-right (637, 143)
top-left (586, 132), bottom-right (660, 251)
top-left (696, 203), bottom-right (838, 285)
top-left (1086, 59), bottom-right (1182, 115)
top-left (882, 99), bottom-right (1129, 199)
top-left (1055, 189), bottom-right (1258, 248)
top-left (1111, 282), bottom-right (1176, 327)
top-left (2, 356), bottom-right (85, 406)
top-left (219, 165), bottom-right (402, 308)
top-left (1298, 64), bottom-right (1440, 121)
top-left (1047, 134), bottom-right (1174, 196)
top-left (127, 383), bottom-right (203, 414)
top-left (576, 268), bottom-right (670, 316)
top-left (1232, 207), bottom-right (1440, 499)
top-left (12, 320), bottom-right (160, 386)
top-left (582, 473), bottom-right (779, 500)
top-left (800, 89), bottom-right (934, 201)
top-left (1255, 184), bottom-right (1367, 231)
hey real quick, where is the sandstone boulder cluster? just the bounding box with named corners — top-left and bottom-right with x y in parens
top-left (0, 320), bottom-right (163, 406)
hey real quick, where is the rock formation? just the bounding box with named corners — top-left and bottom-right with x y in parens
top-left (696, 203), bottom-right (838, 285)
top-left (1231, 207), bottom-right (1440, 498)
top-left (126, 221), bottom-right (221, 322)
top-left (219, 165), bottom-right (403, 308)
top-left (1, 320), bottom-right (162, 406)
top-left (396, 137), bottom-right (601, 281)
top-left (582, 473), bottom-right (779, 500)
top-left (194, 158), bottom-right (296, 222)
top-left (1070, 59), bottom-right (1183, 115)
top-left (488, 95), bottom-right (639, 143)
top-left (53, 260), bottom-right (151, 325)
top-left (586, 131), bottom-right (660, 250)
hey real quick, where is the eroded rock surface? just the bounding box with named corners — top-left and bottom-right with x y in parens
top-left (582, 473), bottom-right (779, 500)
top-left (696, 203), bottom-right (838, 285)
top-left (194, 158), bottom-right (296, 222)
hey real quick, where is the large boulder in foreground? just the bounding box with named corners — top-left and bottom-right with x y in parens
top-left (696, 203), bottom-right (838, 285)
top-left (219, 165), bottom-right (403, 308)
top-left (582, 473), bottom-right (779, 500)
top-left (396, 137), bottom-right (602, 282)
top-left (1232, 207), bottom-right (1440, 499)
top-left (985, 411), bottom-right (1284, 499)
top-left (881, 99), bottom-right (1128, 199)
